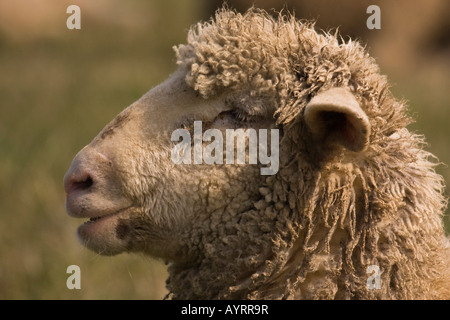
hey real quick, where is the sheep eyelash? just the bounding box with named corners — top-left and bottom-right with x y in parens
top-left (177, 110), bottom-right (256, 132)
top-left (218, 108), bottom-right (261, 123)
top-left (177, 115), bottom-right (209, 130)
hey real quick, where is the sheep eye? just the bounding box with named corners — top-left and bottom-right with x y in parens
top-left (210, 109), bottom-right (268, 130)
top-left (217, 109), bottom-right (256, 123)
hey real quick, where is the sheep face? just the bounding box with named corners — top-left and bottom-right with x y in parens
top-left (63, 68), bottom-right (278, 260)
top-left (63, 65), bottom-right (370, 264)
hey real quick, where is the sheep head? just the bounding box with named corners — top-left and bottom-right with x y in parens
top-left (63, 8), bottom-right (449, 299)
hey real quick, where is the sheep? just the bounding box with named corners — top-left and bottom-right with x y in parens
top-left (63, 7), bottom-right (450, 299)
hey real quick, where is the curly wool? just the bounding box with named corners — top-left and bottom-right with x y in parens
top-left (167, 8), bottom-right (450, 299)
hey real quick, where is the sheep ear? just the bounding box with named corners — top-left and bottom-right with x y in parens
top-left (304, 88), bottom-right (370, 152)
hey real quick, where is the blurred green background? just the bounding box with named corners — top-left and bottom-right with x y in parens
top-left (0, 0), bottom-right (448, 299)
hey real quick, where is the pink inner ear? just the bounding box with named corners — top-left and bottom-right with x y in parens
top-left (304, 88), bottom-right (370, 152)
top-left (316, 110), bottom-right (366, 152)
top-left (342, 116), bottom-right (358, 149)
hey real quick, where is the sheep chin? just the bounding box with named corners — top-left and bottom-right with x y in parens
top-left (76, 206), bottom-right (136, 255)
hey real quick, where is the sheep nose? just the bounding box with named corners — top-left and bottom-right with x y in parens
top-left (64, 170), bottom-right (94, 195)
top-left (64, 146), bottom-right (118, 217)
top-left (64, 146), bottom-right (113, 196)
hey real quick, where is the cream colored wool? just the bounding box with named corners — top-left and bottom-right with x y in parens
top-left (168, 8), bottom-right (450, 299)
top-left (65, 7), bottom-right (450, 300)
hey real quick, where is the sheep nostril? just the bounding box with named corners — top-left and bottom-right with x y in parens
top-left (73, 176), bottom-right (94, 191)
top-left (64, 172), bottom-right (94, 195)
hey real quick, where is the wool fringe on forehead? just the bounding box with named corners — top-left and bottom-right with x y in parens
top-left (175, 6), bottom-right (412, 138)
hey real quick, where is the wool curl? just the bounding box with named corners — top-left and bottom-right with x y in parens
top-left (167, 7), bottom-right (450, 299)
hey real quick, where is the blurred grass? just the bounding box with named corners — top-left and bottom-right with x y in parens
top-left (0, 0), bottom-right (448, 300)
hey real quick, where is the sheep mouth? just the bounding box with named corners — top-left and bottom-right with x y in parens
top-left (85, 216), bottom-right (106, 224)
top-left (80, 206), bottom-right (134, 225)
top-left (84, 213), bottom-right (121, 224)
